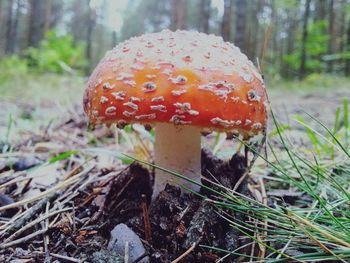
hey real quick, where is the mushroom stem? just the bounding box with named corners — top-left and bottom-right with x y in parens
top-left (153, 123), bottom-right (201, 199)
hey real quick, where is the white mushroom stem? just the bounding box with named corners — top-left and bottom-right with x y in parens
top-left (153, 123), bottom-right (201, 199)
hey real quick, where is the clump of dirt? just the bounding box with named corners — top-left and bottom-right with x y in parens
top-left (73, 149), bottom-right (251, 262)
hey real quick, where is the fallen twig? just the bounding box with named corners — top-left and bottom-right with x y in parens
top-left (0, 177), bottom-right (76, 213)
top-left (171, 242), bottom-right (196, 263)
top-left (50, 253), bottom-right (81, 263)
top-left (0, 192), bottom-right (59, 236)
top-left (0, 165), bottom-right (94, 213)
top-left (141, 194), bottom-right (152, 243)
top-left (43, 202), bottom-right (50, 263)
top-left (0, 228), bottom-right (47, 249)
top-left (5, 207), bottom-right (72, 242)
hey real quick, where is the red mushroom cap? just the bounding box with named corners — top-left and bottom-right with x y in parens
top-left (83, 30), bottom-right (268, 137)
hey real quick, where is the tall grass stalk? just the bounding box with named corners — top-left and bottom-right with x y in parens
top-left (209, 105), bottom-right (350, 262)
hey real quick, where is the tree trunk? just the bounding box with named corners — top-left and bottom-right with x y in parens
top-left (43, 0), bottom-right (52, 34)
top-left (9, 0), bottom-right (21, 53)
top-left (281, 8), bottom-right (297, 79)
top-left (27, 0), bottom-right (44, 48)
top-left (270, 0), bottom-right (279, 70)
top-left (0, 1), bottom-right (2, 25)
top-left (315, 0), bottom-right (326, 21)
top-left (221, 0), bottom-right (233, 41)
top-left (234, 0), bottom-right (247, 52)
top-left (5, 0), bottom-right (14, 54)
top-left (49, 1), bottom-right (63, 30)
top-left (339, 0), bottom-right (346, 70)
top-left (299, 0), bottom-right (311, 80)
top-left (345, 20), bottom-right (350, 76)
top-left (86, 2), bottom-right (96, 74)
top-left (170, 0), bottom-right (186, 30)
top-left (250, 0), bottom-right (264, 60)
top-left (327, 0), bottom-right (335, 73)
top-left (199, 0), bottom-right (210, 33)
top-left (72, 0), bottom-right (86, 45)
top-left (0, 1), bottom-right (3, 56)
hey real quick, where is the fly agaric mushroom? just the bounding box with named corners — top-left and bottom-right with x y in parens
top-left (83, 30), bottom-right (268, 199)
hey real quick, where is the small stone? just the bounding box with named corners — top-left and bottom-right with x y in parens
top-left (108, 223), bottom-right (149, 263)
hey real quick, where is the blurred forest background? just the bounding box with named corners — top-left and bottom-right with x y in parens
top-left (1, 0), bottom-right (350, 81)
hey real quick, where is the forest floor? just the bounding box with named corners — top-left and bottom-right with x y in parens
top-left (0, 74), bottom-right (350, 262)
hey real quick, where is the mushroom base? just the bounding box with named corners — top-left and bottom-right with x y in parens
top-left (153, 123), bottom-right (201, 199)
